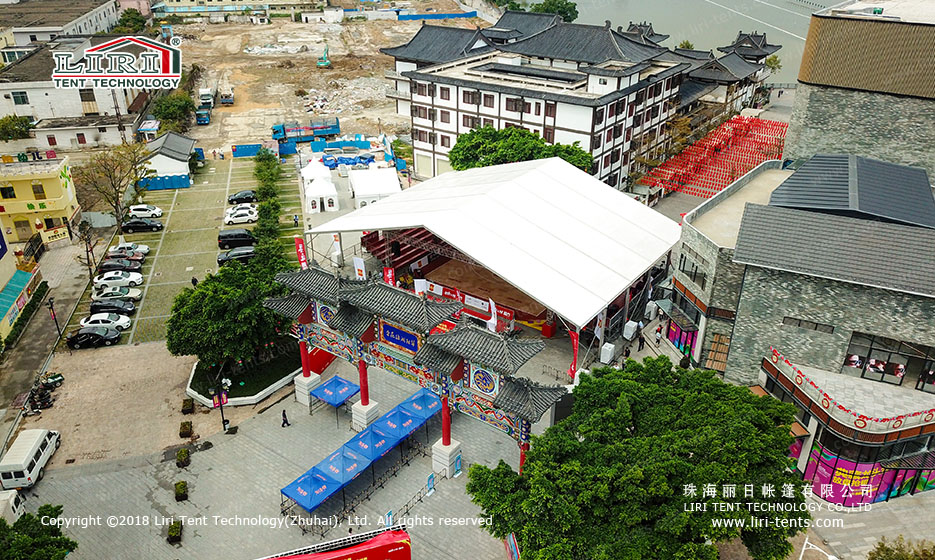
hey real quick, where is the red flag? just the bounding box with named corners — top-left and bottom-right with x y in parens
top-left (383, 267), bottom-right (395, 286)
top-left (294, 236), bottom-right (308, 270)
top-left (568, 330), bottom-right (579, 379)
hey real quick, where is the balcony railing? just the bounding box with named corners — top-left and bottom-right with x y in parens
top-left (386, 89), bottom-right (411, 101)
top-left (384, 69), bottom-right (408, 80)
top-left (768, 347), bottom-right (935, 434)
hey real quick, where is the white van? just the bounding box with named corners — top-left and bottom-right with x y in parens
top-left (0, 490), bottom-right (25, 524)
top-left (0, 429), bottom-right (60, 490)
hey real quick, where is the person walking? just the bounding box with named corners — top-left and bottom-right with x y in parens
top-left (191, 277), bottom-right (198, 288)
top-left (638, 334), bottom-right (645, 351)
top-left (293, 214), bottom-right (299, 228)
top-left (212, 150), bottom-right (217, 160)
top-left (623, 346), bottom-right (631, 361)
top-left (655, 326), bottom-right (663, 346)
top-left (281, 409), bottom-right (291, 427)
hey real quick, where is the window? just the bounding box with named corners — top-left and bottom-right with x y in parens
top-left (79, 88), bottom-right (96, 102)
top-left (591, 134), bottom-right (601, 150)
top-left (28, 459), bottom-right (35, 472)
top-left (483, 118), bottom-right (493, 127)
top-left (672, 291), bottom-right (702, 325)
top-left (534, 103), bottom-right (540, 116)
top-left (593, 108), bottom-right (604, 125)
top-left (11, 91), bottom-right (28, 105)
top-left (781, 317), bottom-right (834, 334)
top-left (0, 472), bottom-right (11, 480)
top-left (605, 129), bottom-right (613, 142)
top-left (678, 253), bottom-right (706, 290)
top-left (543, 127), bottom-right (554, 143)
top-left (440, 110), bottom-right (450, 123)
top-left (441, 135), bottom-right (450, 148)
top-left (440, 87), bottom-right (450, 100)
top-left (505, 98), bottom-right (518, 112)
top-left (462, 115), bottom-right (480, 129)
top-left (633, 113), bottom-right (642, 127)
top-left (610, 149), bottom-right (620, 163)
top-left (522, 102), bottom-right (531, 113)
top-left (651, 105), bottom-right (659, 119)
top-left (32, 183), bottom-right (46, 200)
top-left (681, 244), bottom-right (708, 267)
top-left (483, 94), bottom-right (494, 108)
top-left (29, 34), bottom-right (37, 42)
top-left (0, 186), bottom-right (14, 199)
top-left (46, 135), bottom-right (56, 146)
top-left (635, 90), bottom-right (645, 105)
top-left (76, 133), bottom-right (87, 144)
top-left (603, 154), bottom-right (611, 167)
top-left (608, 103), bottom-right (615, 118)
top-left (613, 124), bottom-right (623, 138)
top-left (327, 198), bottom-right (335, 208)
top-left (545, 102), bottom-right (556, 117)
top-left (463, 90), bottom-right (479, 104)
top-left (416, 83), bottom-right (427, 96)
top-left (98, 127), bottom-right (107, 133)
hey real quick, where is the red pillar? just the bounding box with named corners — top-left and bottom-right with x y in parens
top-left (442, 394), bottom-right (451, 446)
top-left (358, 359), bottom-right (370, 406)
top-left (519, 443), bottom-right (530, 474)
top-left (299, 340), bottom-right (311, 377)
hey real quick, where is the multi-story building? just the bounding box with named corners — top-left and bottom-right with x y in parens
top-left (382, 12), bottom-right (774, 196)
top-left (0, 0), bottom-right (118, 61)
top-left (0, 36), bottom-right (146, 150)
top-left (152, 0), bottom-right (323, 17)
top-left (785, 0), bottom-right (935, 176)
top-left (0, 156), bottom-right (81, 243)
top-left (0, 224), bottom-right (43, 342)
top-left (665, 154), bottom-right (935, 506)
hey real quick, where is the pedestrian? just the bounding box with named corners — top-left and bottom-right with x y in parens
top-left (655, 326), bottom-right (662, 346)
top-left (778, 89), bottom-right (783, 98)
top-left (191, 276), bottom-right (198, 288)
top-left (638, 319), bottom-right (644, 333)
top-left (638, 334), bottom-right (645, 351)
top-left (293, 214), bottom-right (299, 228)
top-left (281, 409), bottom-right (291, 427)
top-left (657, 305), bottom-right (664, 321)
top-left (212, 150), bottom-right (217, 159)
top-left (624, 346), bottom-right (631, 359)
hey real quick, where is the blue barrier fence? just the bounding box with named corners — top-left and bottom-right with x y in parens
top-left (140, 174), bottom-right (191, 190)
top-left (232, 144), bottom-right (262, 158)
top-left (398, 11), bottom-right (476, 20)
top-left (308, 140), bottom-right (372, 152)
top-left (279, 141), bottom-right (298, 156)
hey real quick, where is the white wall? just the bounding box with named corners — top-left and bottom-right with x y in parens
top-left (0, 82), bottom-right (139, 121)
top-left (12, 2), bottom-right (118, 46)
top-left (36, 125), bottom-right (125, 150)
top-left (148, 154), bottom-right (188, 177)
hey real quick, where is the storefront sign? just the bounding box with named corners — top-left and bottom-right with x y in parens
top-left (380, 321), bottom-right (419, 354)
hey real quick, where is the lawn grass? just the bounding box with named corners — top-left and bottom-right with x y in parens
top-left (132, 317), bottom-right (168, 343)
top-left (173, 190), bottom-right (229, 210)
top-left (137, 282), bottom-right (188, 319)
top-left (161, 229), bottom-right (221, 254)
top-left (189, 338), bottom-right (300, 398)
top-left (154, 253), bottom-right (219, 284)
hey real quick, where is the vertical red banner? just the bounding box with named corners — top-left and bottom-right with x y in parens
top-left (383, 267), bottom-right (395, 286)
top-left (568, 330), bottom-right (579, 378)
top-left (294, 236), bottom-right (308, 270)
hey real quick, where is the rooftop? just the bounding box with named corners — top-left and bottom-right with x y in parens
top-left (717, 30), bottom-right (781, 58)
top-left (0, 0), bottom-right (110, 29)
top-left (0, 35), bottom-right (148, 83)
top-left (379, 25), bottom-right (493, 65)
top-left (499, 21), bottom-right (666, 65)
top-left (818, 0), bottom-right (935, 25)
top-left (687, 167), bottom-right (793, 247)
top-left (145, 132), bottom-right (196, 163)
top-left (0, 156), bottom-right (67, 177)
top-left (34, 114), bottom-right (132, 130)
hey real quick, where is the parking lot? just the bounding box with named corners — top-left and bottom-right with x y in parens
top-left (61, 154), bottom-right (301, 348)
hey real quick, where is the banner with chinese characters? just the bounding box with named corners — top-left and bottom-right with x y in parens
top-left (379, 320), bottom-right (419, 354)
top-left (294, 236), bottom-right (308, 270)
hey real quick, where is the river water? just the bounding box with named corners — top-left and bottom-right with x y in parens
top-left (573, 0), bottom-right (827, 84)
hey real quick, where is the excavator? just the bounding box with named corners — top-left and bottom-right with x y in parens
top-left (317, 44), bottom-right (331, 69)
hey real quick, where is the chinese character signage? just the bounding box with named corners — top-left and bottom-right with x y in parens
top-left (380, 320), bottom-right (419, 354)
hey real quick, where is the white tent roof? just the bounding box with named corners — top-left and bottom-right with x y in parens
top-left (311, 158), bottom-right (681, 328)
top-left (305, 178), bottom-right (337, 198)
top-left (301, 160), bottom-right (331, 183)
top-left (348, 168), bottom-right (401, 198)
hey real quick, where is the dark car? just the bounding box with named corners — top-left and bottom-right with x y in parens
top-left (217, 246), bottom-right (256, 266)
top-left (66, 326), bottom-right (121, 349)
top-left (218, 228), bottom-right (256, 250)
top-left (89, 299), bottom-right (137, 316)
top-left (122, 217), bottom-right (164, 233)
top-left (104, 250), bottom-right (146, 262)
top-left (228, 190), bottom-right (257, 204)
top-left (98, 258), bottom-right (142, 273)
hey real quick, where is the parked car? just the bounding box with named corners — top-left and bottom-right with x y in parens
top-left (79, 313), bottom-right (131, 331)
top-left (127, 204), bottom-right (163, 218)
top-left (223, 208), bottom-right (258, 225)
top-left (66, 327), bottom-right (121, 349)
top-left (228, 190), bottom-right (257, 204)
top-left (218, 229), bottom-right (256, 249)
top-left (93, 270), bottom-right (143, 288)
top-left (91, 286), bottom-right (142, 302)
top-left (89, 299), bottom-right (136, 316)
top-left (104, 250), bottom-right (145, 262)
top-left (109, 241), bottom-right (150, 255)
top-left (122, 218), bottom-right (164, 233)
top-left (225, 203), bottom-right (257, 216)
top-left (98, 259), bottom-right (142, 273)
top-left (217, 246), bottom-right (256, 266)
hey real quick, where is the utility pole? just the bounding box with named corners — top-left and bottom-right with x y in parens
top-left (111, 88), bottom-right (127, 144)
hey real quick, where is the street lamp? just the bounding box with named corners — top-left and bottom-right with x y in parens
top-left (208, 372), bottom-right (232, 433)
top-left (797, 536), bottom-right (839, 560)
top-left (46, 297), bottom-right (62, 340)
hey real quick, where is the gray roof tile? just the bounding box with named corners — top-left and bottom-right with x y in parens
top-left (379, 25), bottom-right (493, 64)
top-left (262, 294), bottom-right (309, 320)
top-left (326, 305), bottom-right (375, 338)
top-left (413, 344), bottom-right (463, 376)
top-left (424, 323), bottom-right (544, 376)
top-left (493, 376), bottom-right (567, 422)
top-left (146, 132), bottom-right (195, 162)
top-left (340, 280), bottom-right (461, 333)
top-left (499, 23), bottom-right (666, 64)
top-left (717, 31), bottom-right (781, 58)
top-left (492, 10), bottom-right (561, 37)
top-left (274, 266), bottom-right (365, 306)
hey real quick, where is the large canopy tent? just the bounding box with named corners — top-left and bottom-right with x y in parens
top-left (310, 375), bottom-right (360, 426)
top-left (310, 158), bottom-right (681, 329)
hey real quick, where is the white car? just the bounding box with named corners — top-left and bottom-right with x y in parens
top-left (92, 286), bottom-right (142, 302)
top-left (224, 208), bottom-right (258, 225)
top-left (93, 270), bottom-right (143, 288)
top-left (225, 203), bottom-right (257, 216)
top-left (80, 313), bottom-right (132, 331)
top-left (109, 241), bottom-right (151, 255)
top-left (128, 204), bottom-right (163, 218)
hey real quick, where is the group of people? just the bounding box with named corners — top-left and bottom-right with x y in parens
top-left (621, 309), bottom-right (665, 363)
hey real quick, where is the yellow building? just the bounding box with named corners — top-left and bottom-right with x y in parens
top-left (0, 225), bottom-right (42, 342)
top-left (0, 156), bottom-right (81, 244)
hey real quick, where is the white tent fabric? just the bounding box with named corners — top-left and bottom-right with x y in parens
top-left (301, 160), bottom-right (331, 183)
top-left (305, 179), bottom-right (338, 213)
top-left (311, 158), bottom-right (681, 328)
top-left (348, 168), bottom-right (401, 198)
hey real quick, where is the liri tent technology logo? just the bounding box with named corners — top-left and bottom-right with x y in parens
top-left (52, 36), bottom-right (182, 89)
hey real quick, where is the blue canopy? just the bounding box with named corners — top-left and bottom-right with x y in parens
top-left (371, 408), bottom-right (419, 440)
top-left (397, 388), bottom-right (442, 421)
top-left (345, 426), bottom-right (396, 461)
top-left (310, 375), bottom-right (360, 407)
top-left (315, 447), bottom-right (369, 484)
top-left (281, 466), bottom-right (345, 513)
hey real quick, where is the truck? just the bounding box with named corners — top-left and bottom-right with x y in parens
top-left (198, 86), bottom-right (216, 108)
top-left (219, 87), bottom-right (234, 105)
top-left (271, 118), bottom-right (341, 143)
top-left (0, 490), bottom-right (24, 525)
top-left (195, 104), bottom-right (211, 125)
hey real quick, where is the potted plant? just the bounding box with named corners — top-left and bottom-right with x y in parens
top-left (176, 447), bottom-right (190, 468)
top-left (175, 480), bottom-right (188, 502)
top-left (179, 421), bottom-right (193, 438)
top-left (181, 398), bottom-right (194, 415)
top-left (166, 520), bottom-right (183, 543)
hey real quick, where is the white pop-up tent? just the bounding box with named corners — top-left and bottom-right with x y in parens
top-left (301, 159), bottom-right (331, 183)
top-left (306, 179), bottom-right (339, 213)
top-left (348, 168), bottom-right (401, 209)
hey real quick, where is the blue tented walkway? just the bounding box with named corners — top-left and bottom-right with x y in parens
top-left (281, 388), bottom-right (441, 514)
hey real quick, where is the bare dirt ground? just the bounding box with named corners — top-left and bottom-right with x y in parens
top-left (176, 11), bottom-right (484, 151)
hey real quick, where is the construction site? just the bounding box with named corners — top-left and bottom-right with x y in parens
top-left (174, 5), bottom-right (486, 151)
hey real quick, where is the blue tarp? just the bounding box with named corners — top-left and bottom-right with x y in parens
top-left (232, 144), bottom-right (262, 158)
top-left (278, 141), bottom-right (297, 156)
top-left (281, 467), bottom-right (344, 515)
top-left (308, 140), bottom-right (371, 153)
top-left (139, 175), bottom-right (190, 190)
top-left (398, 11), bottom-right (477, 20)
top-left (345, 427), bottom-right (395, 461)
top-left (316, 448), bottom-right (368, 484)
top-left (320, 154), bottom-right (375, 170)
top-left (397, 388), bottom-right (442, 421)
top-left (310, 375), bottom-right (360, 407)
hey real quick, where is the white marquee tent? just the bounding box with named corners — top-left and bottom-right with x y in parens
top-left (312, 158), bottom-right (681, 328)
top-left (348, 168), bottom-right (402, 209)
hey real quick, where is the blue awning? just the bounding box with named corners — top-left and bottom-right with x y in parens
top-left (281, 467), bottom-right (345, 513)
top-left (396, 387), bottom-right (442, 421)
top-left (0, 269), bottom-right (32, 320)
top-left (315, 447), bottom-right (369, 484)
top-left (345, 426), bottom-right (396, 461)
top-left (371, 408), bottom-right (419, 440)
top-left (310, 375), bottom-right (360, 407)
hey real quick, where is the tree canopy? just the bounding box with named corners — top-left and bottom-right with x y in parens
top-left (529, 0), bottom-right (578, 22)
top-left (113, 8), bottom-right (147, 33)
top-left (0, 115), bottom-right (33, 141)
top-left (869, 536), bottom-right (935, 560)
top-left (678, 40), bottom-right (695, 49)
top-left (765, 55), bottom-right (782, 74)
top-left (71, 142), bottom-right (154, 229)
top-left (0, 504), bottom-right (78, 560)
top-left (448, 127), bottom-right (592, 172)
top-left (467, 357), bottom-right (810, 560)
top-left (151, 93), bottom-right (195, 129)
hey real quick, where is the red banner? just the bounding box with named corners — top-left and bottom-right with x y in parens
top-left (568, 330), bottom-right (579, 379)
top-left (383, 267), bottom-right (395, 286)
top-left (294, 236), bottom-right (308, 270)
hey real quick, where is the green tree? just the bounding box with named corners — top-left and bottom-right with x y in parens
top-left (72, 142), bottom-right (155, 230)
top-left (529, 0), bottom-right (578, 22)
top-left (0, 115), bottom-right (33, 141)
top-left (678, 39), bottom-right (695, 49)
top-left (166, 264), bottom-right (287, 365)
top-left (151, 92), bottom-right (196, 124)
top-left (0, 504), bottom-right (78, 559)
top-left (868, 536), bottom-right (935, 560)
top-left (666, 115), bottom-right (693, 156)
top-left (116, 8), bottom-right (147, 33)
top-left (448, 127), bottom-right (592, 172)
top-left (157, 120), bottom-right (184, 136)
top-left (467, 357), bottom-right (810, 560)
top-left (765, 55), bottom-right (782, 74)
top-left (252, 237), bottom-right (291, 274)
